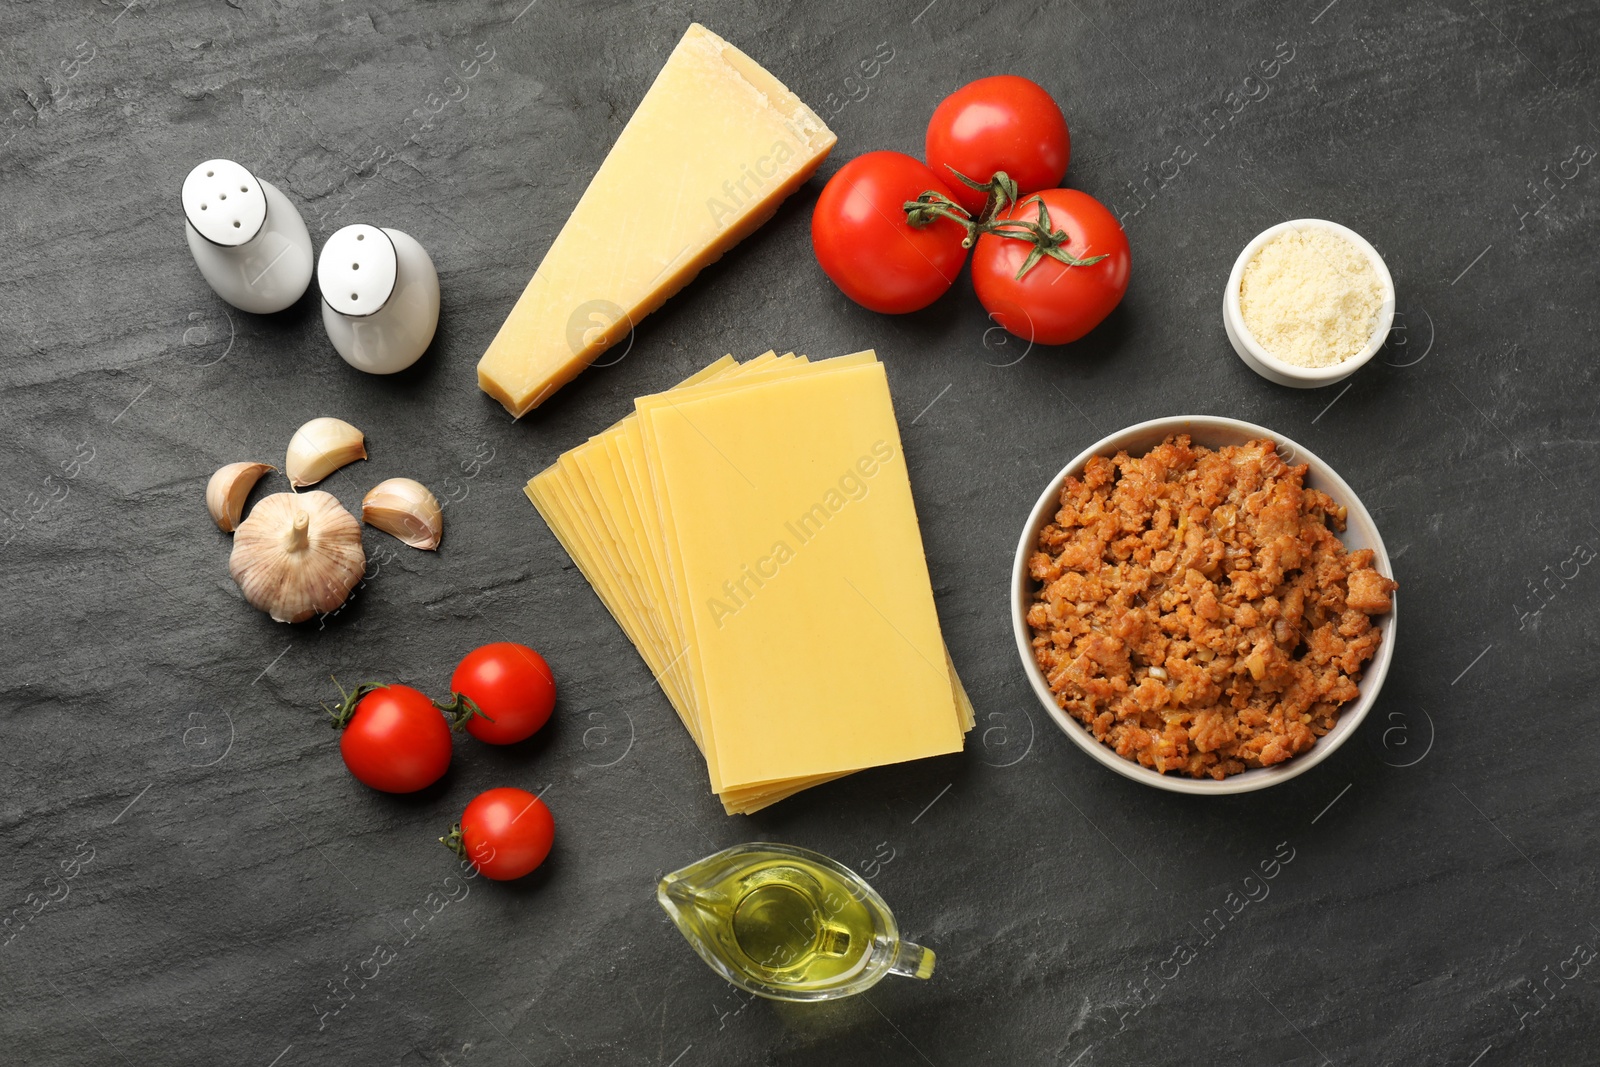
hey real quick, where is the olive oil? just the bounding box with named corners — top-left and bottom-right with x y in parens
top-left (658, 843), bottom-right (935, 1002)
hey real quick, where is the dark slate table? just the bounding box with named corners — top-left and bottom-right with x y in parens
top-left (4, 1), bottom-right (1597, 1064)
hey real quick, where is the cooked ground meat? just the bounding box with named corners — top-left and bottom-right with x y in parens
top-left (1025, 435), bottom-right (1396, 779)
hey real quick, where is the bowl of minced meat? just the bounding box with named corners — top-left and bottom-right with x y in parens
top-left (1011, 417), bottom-right (1397, 795)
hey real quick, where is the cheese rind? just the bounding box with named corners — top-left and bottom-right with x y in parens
top-left (478, 25), bottom-right (836, 416)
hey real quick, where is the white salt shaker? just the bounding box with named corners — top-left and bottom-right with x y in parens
top-left (182, 159), bottom-right (313, 314)
top-left (317, 224), bottom-right (440, 374)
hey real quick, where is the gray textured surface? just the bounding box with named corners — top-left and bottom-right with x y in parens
top-left (2, 1), bottom-right (1598, 1064)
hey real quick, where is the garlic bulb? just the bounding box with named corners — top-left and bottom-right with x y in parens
top-left (285, 417), bottom-right (367, 487)
top-left (206, 461), bottom-right (274, 532)
top-left (362, 477), bottom-right (443, 550)
top-left (229, 491), bottom-right (365, 623)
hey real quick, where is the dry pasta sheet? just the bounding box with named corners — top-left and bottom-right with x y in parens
top-left (526, 351), bottom-right (972, 813)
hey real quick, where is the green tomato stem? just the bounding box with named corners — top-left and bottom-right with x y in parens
top-left (433, 692), bottom-right (495, 730)
top-left (322, 678), bottom-right (389, 729)
top-left (902, 190), bottom-right (976, 245)
top-left (903, 172), bottom-right (1108, 281)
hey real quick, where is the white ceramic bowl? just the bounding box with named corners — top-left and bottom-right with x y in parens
top-left (1222, 219), bottom-right (1395, 389)
top-left (1011, 416), bottom-right (1397, 795)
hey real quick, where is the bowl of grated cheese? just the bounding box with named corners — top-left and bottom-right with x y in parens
top-left (1223, 219), bottom-right (1395, 389)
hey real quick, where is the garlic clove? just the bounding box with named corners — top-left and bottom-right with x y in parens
top-left (285, 417), bottom-right (367, 488)
top-left (362, 477), bottom-right (443, 550)
top-left (206, 461), bottom-right (275, 532)
top-left (229, 491), bottom-right (365, 623)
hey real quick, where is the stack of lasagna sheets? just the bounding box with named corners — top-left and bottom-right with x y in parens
top-left (526, 351), bottom-right (972, 813)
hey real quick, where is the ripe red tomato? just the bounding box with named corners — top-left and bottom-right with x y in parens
top-left (925, 75), bottom-right (1070, 215)
top-left (338, 684), bottom-right (452, 793)
top-left (453, 788), bottom-right (554, 881)
top-left (971, 188), bottom-right (1130, 346)
top-left (811, 150), bottom-right (970, 314)
top-left (451, 642), bottom-right (557, 745)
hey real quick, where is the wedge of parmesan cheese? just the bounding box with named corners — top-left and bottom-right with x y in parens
top-left (477, 24), bottom-right (836, 417)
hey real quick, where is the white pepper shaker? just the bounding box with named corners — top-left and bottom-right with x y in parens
top-left (317, 224), bottom-right (440, 375)
top-left (182, 159), bottom-right (313, 314)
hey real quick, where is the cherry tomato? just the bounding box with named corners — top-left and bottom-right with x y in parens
top-left (971, 188), bottom-right (1130, 346)
top-left (811, 150), bottom-right (970, 314)
top-left (452, 787), bottom-right (554, 881)
top-left (925, 75), bottom-right (1070, 215)
top-left (451, 642), bottom-right (557, 745)
top-left (338, 684), bottom-right (452, 793)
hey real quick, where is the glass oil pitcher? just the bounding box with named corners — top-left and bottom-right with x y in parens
top-left (657, 842), bottom-right (936, 1002)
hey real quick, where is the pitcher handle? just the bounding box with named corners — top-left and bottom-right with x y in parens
top-left (888, 940), bottom-right (936, 980)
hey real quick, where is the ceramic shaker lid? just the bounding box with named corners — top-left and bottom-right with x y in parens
top-left (182, 159), bottom-right (268, 246)
top-left (318, 224), bottom-right (399, 318)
